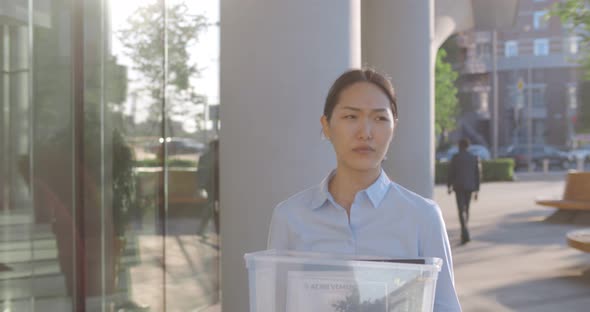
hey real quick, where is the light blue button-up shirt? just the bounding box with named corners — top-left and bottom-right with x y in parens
top-left (267, 169), bottom-right (462, 312)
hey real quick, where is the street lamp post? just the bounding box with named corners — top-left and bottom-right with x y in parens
top-left (523, 25), bottom-right (534, 172)
top-left (527, 59), bottom-right (533, 172)
top-left (492, 30), bottom-right (499, 159)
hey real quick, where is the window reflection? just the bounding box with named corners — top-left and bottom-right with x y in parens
top-left (109, 0), bottom-right (221, 311)
top-left (1, 0), bottom-right (219, 311)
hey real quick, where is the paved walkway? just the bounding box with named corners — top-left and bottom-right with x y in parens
top-left (6, 172), bottom-right (588, 311)
top-left (434, 172), bottom-right (590, 312)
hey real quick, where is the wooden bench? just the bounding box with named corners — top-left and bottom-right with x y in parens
top-left (566, 229), bottom-right (590, 253)
top-left (535, 172), bottom-right (590, 211)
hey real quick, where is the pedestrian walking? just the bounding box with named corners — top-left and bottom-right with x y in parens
top-left (447, 138), bottom-right (481, 245)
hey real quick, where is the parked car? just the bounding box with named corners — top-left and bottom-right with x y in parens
top-left (437, 144), bottom-right (491, 162)
top-left (503, 144), bottom-right (571, 170)
top-left (569, 145), bottom-right (590, 162)
top-left (168, 138), bottom-right (208, 155)
top-left (147, 137), bottom-right (208, 155)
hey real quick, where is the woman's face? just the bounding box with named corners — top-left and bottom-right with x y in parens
top-left (321, 82), bottom-right (395, 173)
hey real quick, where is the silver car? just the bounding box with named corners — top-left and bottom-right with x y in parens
top-left (438, 144), bottom-right (491, 162)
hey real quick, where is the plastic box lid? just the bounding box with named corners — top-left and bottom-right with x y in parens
top-left (245, 249), bottom-right (442, 271)
top-left (244, 250), bottom-right (442, 312)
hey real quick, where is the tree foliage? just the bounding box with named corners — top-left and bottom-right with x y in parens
top-left (551, 0), bottom-right (590, 80)
top-left (579, 81), bottom-right (590, 133)
top-left (550, 0), bottom-right (590, 132)
top-left (118, 1), bottom-right (208, 125)
top-left (435, 48), bottom-right (459, 136)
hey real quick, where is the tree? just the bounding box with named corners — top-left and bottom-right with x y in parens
top-left (550, 0), bottom-right (590, 132)
top-left (579, 81), bottom-right (590, 133)
top-left (435, 48), bottom-right (459, 139)
top-left (551, 0), bottom-right (590, 80)
top-left (118, 1), bottom-right (208, 129)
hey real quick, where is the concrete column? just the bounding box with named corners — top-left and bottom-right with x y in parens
top-left (220, 0), bottom-right (360, 310)
top-left (434, 0), bottom-right (474, 50)
top-left (362, 0), bottom-right (436, 198)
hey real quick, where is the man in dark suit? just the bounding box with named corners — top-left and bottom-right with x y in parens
top-left (447, 138), bottom-right (481, 245)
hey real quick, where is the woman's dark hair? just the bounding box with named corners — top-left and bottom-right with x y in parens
top-left (323, 68), bottom-right (398, 121)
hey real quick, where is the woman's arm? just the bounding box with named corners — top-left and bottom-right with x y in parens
top-left (267, 205), bottom-right (290, 249)
top-left (423, 204), bottom-right (462, 312)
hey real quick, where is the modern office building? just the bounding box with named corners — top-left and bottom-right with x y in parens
top-left (453, 0), bottom-right (582, 151)
top-left (1, 0), bottom-right (517, 311)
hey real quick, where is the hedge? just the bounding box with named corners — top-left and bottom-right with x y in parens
top-left (435, 158), bottom-right (515, 184)
top-left (135, 158), bottom-right (197, 168)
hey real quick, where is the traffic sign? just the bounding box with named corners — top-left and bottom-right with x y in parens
top-left (517, 78), bottom-right (524, 91)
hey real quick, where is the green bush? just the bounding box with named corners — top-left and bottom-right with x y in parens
top-left (135, 158), bottom-right (197, 168)
top-left (435, 162), bottom-right (449, 184)
top-left (482, 158), bottom-right (514, 182)
top-left (435, 158), bottom-right (514, 184)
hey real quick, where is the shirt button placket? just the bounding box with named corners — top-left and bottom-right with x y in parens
top-left (348, 203), bottom-right (357, 253)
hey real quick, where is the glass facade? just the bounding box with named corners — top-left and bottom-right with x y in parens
top-left (1, 0), bottom-right (220, 311)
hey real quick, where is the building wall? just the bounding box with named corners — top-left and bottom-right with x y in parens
top-left (497, 67), bottom-right (578, 146)
top-left (454, 0), bottom-right (582, 149)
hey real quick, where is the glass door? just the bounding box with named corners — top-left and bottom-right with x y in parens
top-left (1, 0), bottom-right (220, 311)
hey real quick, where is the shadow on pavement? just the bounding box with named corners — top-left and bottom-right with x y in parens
top-left (465, 209), bottom-right (590, 247)
top-left (543, 210), bottom-right (590, 226)
top-left (483, 267), bottom-right (590, 312)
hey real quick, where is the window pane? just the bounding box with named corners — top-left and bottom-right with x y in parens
top-left (533, 11), bottom-right (548, 30)
top-left (0, 0), bottom-right (78, 310)
top-left (105, 0), bottom-right (220, 311)
top-left (533, 39), bottom-right (549, 56)
top-left (505, 41), bottom-right (518, 57)
top-left (567, 36), bottom-right (579, 54)
top-left (163, 0), bottom-right (220, 310)
top-left (532, 88), bottom-right (545, 107)
top-left (2, 0), bottom-right (221, 311)
top-left (568, 86), bottom-right (577, 110)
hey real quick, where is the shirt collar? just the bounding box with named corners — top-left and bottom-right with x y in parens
top-left (365, 169), bottom-right (393, 208)
top-left (310, 169), bottom-right (392, 210)
top-left (309, 171), bottom-right (334, 209)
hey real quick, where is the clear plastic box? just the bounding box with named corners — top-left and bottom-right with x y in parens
top-left (244, 249), bottom-right (442, 312)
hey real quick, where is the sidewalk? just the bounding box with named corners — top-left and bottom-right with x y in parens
top-left (435, 175), bottom-right (590, 312)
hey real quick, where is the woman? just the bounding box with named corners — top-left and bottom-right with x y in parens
top-left (267, 69), bottom-right (461, 311)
